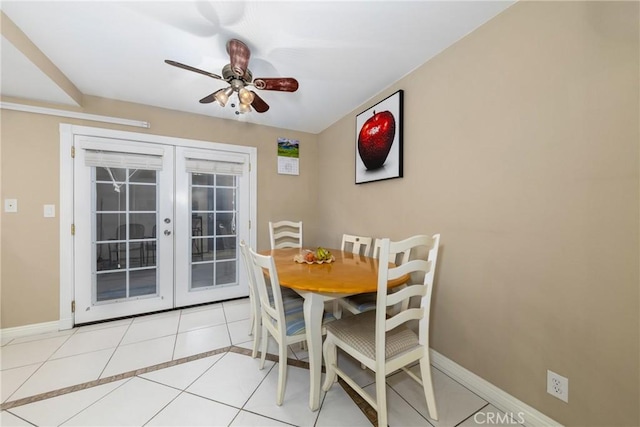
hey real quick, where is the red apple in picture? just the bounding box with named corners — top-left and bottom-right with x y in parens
top-left (358, 110), bottom-right (396, 170)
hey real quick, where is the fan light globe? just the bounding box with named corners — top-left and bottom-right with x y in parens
top-left (238, 103), bottom-right (252, 114)
top-left (238, 88), bottom-right (255, 105)
top-left (214, 87), bottom-right (234, 107)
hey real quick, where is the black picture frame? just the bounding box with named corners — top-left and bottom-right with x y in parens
top-left (355, 89), bottom-right (403, 184)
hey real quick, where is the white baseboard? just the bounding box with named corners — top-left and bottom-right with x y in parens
top-left (430, 349), bottom-right (562, 427)
top-left (0, 321), bottom-right (61, 342)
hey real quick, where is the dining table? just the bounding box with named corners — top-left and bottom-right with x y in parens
top-left (261, 247), bottom-right (408, 411)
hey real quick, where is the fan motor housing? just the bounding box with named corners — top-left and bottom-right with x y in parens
top-left (222, 64), bottom-right (252, 83)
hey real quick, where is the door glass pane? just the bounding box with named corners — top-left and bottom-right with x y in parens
top-left (189, 173), bottom-right (238, 290)
top-left (93, 167), bottom-right (159, 304)
top-left (192, 263), bottom-right (214, 289)
top-left (96, 272), bottom-right (126, 301)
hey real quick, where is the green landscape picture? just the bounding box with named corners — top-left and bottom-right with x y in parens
top-left (277, 137), bottom-right (299, 158)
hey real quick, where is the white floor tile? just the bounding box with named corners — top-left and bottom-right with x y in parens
top-left (101, 335), bottom-right (175, 378)
top-left (1, 364), bottom-right (40, 402)
top-left (227, 318), bottom-right (253, 345)
top-left (236, 335), bottom-right (298, 360)
top-left (120, 314), bottom-right (180, 345)
top-left (140, 354), bottom-right (224, 390)
top-left (51, 325), bottom-right (128, 359)
top-left (173, 324), bottom-right (230, 359)
top-left (61, 377), bottom-right (180, 426)
top-left (10, 379), bottom-right (128, 426)
top-left (178, 306), bottom-right (226, 333)
top-left (230, 410), bottom-right (292, 426)
top-left (9, 329), bottom-right (76, 345)
top-left (362, 382), bottom-right (435, 427)
top-left (146, 391), bottom-right (239, 426)
top-left (11, 349), bottom-right (115, 401)
top-left (458, 404), bottom-right (525, 426)
top-left (316, 383), bottom-right (371, 427)
top-left (244, 363), bottom-right (322, 426)
top-left (188, 352), bottom-right (274, 408)
top-left (223, 298), bottom-right (251, 323)
top-left (386, 366), bottom-right (487, 427)
top-left (0, 410), bottom-right (32, 426)
top-left (0, 336), bottom-right (69, 370)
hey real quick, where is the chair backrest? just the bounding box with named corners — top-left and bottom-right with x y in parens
top-left (372, 238), bottom-right (411, 265)
top-left (341, 234), bottom-right (373, 257)
top-left (247, 246), bottom-right (287, 332)
top-left (376, 234), bottom-right (440, 357)
top-left (239, 240), bottom-right (261, 324)
top-left (269, 220), bottom-right (303, 249)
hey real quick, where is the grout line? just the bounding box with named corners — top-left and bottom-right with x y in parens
top-left (455, 402), bottom-right (491, 427)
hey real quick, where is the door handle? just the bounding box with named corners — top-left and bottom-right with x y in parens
top-left (164, 230), bottom-right (172, 236)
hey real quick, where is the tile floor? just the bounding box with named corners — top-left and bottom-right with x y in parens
top-left (1, 298), bottom-right (520, 426)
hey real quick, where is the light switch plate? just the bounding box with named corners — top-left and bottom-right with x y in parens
top-left (4, 199), bottom-right (17, 213)
top-left (44, 204), bottom-right (56, 218)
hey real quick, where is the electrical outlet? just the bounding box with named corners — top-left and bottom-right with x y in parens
top-left (4, 199), bottom-right (18, 213)
top-left (547, 370), bottom-right (569, 402)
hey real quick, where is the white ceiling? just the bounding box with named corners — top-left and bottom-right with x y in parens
top-left (0, 1), bottom-right (514, 134)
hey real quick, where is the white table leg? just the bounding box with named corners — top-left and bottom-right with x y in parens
top-left (303, 292), bottom-right (324, 411)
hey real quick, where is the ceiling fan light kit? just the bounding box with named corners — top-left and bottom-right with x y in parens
top-left (165, 38), bottom-right (298, 116)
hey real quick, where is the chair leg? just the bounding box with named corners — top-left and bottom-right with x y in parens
top-left (332, 300), bottom-right (342, 319)
top-left (259, 323), bottom-right (268, 370)
top-left (321, 337), bottom-right (338, 391)
top-left (276, 340), bottom-right (288, 406)
top-left (251, 314), bottom-right (261, 359)
top-left (419, 355), bottom-right (438, 421)
top-left (375, 369), bottom-right (388, 427)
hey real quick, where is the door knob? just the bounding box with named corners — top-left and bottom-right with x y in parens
top-left (164, 230), bottom-right (172, 236)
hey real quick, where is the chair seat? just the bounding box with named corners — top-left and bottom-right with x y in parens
top-left (276, 309), bottom-right (336, 336)
top-left (343, 292), bottom-right (377, 313)
top-left (325, 311), bottom-right (418, 360)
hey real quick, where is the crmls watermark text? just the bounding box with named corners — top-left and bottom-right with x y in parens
top-left (473, 411), bottom-right (526, 425)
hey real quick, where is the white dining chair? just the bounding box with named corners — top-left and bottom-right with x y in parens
top-left (341, 233), bottom-right (373, 256)
top-left (333, 234), bottom-right (374, 318)
top-left (239, 240), bottom-right (262, 358)
top-left (247, 246), bottom-right (335, 405)
top-left (338, 237), bottom-right (413, 315)
top-left (269, 220), bottom-right (303, 249)
top-left (322, 234), bottom-right (441, 426)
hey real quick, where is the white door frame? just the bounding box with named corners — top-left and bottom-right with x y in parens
top-left (59, 124), bottom-right (257, 330)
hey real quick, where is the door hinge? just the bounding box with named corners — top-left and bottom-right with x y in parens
top-left (249, 162), bottom-right (251, 172)
top-left (249, 220), bottom-right (251, 229)
top-left (71, 300), bottom-right (75, 313)
top-left (71, 146), bottom-right (75, 158)
top-left (71, 224), bottom-right (75, 235)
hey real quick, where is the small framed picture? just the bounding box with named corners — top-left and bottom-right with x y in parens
top-left (355, 89), bottom-right (403, 184)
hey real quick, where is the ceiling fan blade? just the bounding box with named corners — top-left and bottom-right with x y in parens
top-left (253, 77), bottom-right (299, 92)
top-left (199, 92), bottom-right (217, 104)
top-left (226, 39), bottom-right (250, 77)
top-left (165, 60), bottom-right (222, 80)
top-left (250, 91), bottom-right (270, 113)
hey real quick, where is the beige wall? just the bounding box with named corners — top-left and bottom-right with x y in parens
top-left (317, 2), bottom-right (638, 426)
top-left (1, 1), bottom-right (638, 425)
top-left (0, 96), bottom-right (319, 328)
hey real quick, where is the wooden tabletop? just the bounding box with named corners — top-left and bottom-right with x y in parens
top-left (262, 248), bottom-right (407, 294)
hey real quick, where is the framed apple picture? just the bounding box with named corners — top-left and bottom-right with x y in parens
top-left (355, 89), bottom-right (403, 184)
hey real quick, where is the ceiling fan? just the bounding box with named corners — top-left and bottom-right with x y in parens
top-left (165, 39), bottom-right (299, 114)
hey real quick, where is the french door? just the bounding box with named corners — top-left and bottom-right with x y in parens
top-left (73, 135), bottom-right (251, 324)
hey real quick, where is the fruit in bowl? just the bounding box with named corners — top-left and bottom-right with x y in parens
top-left (315, 247), bottom-right (332, 261)
top-left (304, 251), bottom-right (316, 262)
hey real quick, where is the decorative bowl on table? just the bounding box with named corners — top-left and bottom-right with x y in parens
top-left (293, 248), bottom-right (335, 264)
